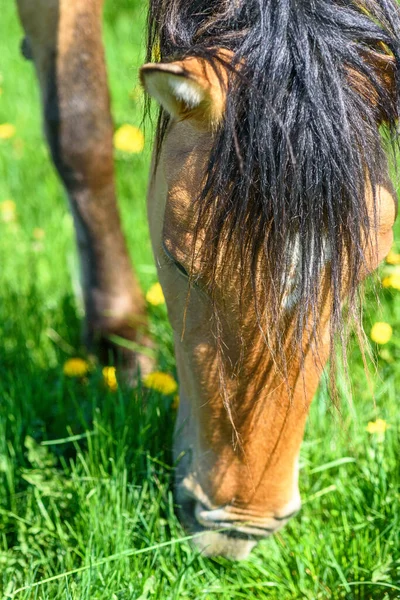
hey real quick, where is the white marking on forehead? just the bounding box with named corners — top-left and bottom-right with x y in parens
top-left (281, 234), bottom-right (331, 310)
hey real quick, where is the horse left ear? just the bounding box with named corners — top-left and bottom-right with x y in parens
top-left (349, 49), bottom-right (397, 123)
top-left (140, 56), bottom-right (228, 128)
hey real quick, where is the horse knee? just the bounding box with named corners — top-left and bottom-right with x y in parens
top-left (45, 93), bottom-right (115, 194)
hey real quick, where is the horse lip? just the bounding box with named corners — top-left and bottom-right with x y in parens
top-left (194, 502), bottom-right (291, 538)
top-left (176, 480), bottom-right (300, 537)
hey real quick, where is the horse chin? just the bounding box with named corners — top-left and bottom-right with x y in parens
top-left (191, 531), bottom-right (258, 560)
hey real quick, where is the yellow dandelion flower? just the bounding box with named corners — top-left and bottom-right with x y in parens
top-left (370, 322), bottom-right (393, 345)
top-left (152, 40), bottom-right (161, 62)
top-left (32, 227), bottom-right (45, 241)
top-left (63, 357), bottom-right (90, 377)
top-left (146, 282), bottom-right (165, 306)
top-left (385, 250), bottom-right (400, 266)
top-left (0, 199), bottom-right (17, 223)
top-left (102, 366), bottom-right (118, 391)
top-left (143, 372), bottom-right (178, 395)
top-left (382, 274), bottom-right (400, 290)
top-left (379, 348), bottom-right (394, 363)
top-left (382, 276), bottom-right (392, 288)
top-left (366, 419), bottom-right (390, 435)
top-left (113, 124), bottom-right (144, 154)
top-left (0, 123), bottom-right (16, 139)
top-left (392, 276), bottom-right (400, 290)
top-left (171, 394), bottom-right (180, 410)
top-left (129, 85), bottom-right (143, 102)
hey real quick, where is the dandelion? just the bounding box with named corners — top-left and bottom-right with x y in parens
top-left (385, 250), bottom-right (400, 266)
top-left (113, 124), bottom-right (144, 154)
top-left (143, 372), bottom-right (178, 395)
top-left (382, 276), bottom-right (392, 288)
top-left (0, 199), bottom-right (17, 223)
top-left (379, 348), bottom-right (394, 364)
top-left (0, 123), bottom-right (16, 139)
top-left (370, 322), bottom-right (393, 345)
top-left (171, 394), bottom-right (180, 410)
top-left (32, 227), bottom-right (45, 252)
top-left (102, 366), bottom-right (118, 391)
top-left (146, 282), bottom-right (165, 306)
top-left (366, 419), bottom-right (390, 435)
top-left (151, 40), bottom-right (161, 62)
top-left (13, 138), bottom-right (24, 158)
top-left (63, 358), bottom-right (90, 378)
top-left (32, 227), bottom-right (45, 241)
top-left (129, 85), bottom-right (143, 102)
top-left (382, 274), bottom-right (400, 291)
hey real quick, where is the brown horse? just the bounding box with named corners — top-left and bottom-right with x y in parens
top-left (16, 0), bottom-right (399, 559)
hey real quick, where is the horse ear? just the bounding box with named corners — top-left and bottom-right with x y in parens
top-left (140, 57), bottom-right (227, 128)
top-left (349, 50), bottom-right (397, 123)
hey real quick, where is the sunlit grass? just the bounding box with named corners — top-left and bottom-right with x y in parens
top-left (0, 1), bottom-right (399, 598)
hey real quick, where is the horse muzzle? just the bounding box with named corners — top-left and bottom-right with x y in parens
top-left (176, 478), bottom-right (301, 559)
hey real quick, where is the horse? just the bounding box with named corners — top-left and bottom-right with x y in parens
top-left (15, 0), bottom-right (400, 559)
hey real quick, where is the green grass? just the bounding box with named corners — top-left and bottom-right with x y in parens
top-left (1, 1), bottom-right (400, 598)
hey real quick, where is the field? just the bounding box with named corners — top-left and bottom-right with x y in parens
top-left (1, 1), bottom-right (400, 598)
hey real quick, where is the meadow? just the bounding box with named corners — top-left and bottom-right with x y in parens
top-left (1, 1), bottom-right (400, 598)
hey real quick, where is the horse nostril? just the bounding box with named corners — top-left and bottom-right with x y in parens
top-left (177, 495), bottom-right (202, 532)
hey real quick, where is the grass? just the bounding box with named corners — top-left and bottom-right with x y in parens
top-left (0, 1), bottom-right (400, 598)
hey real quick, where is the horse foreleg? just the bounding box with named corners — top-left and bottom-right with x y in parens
top-left (16, 0), bottom-right (151, 372)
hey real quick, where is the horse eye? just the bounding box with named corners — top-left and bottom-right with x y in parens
top-left (173, 259), bottom-right (189, 277)
top-left (162, 241), bottom-right (189, 278)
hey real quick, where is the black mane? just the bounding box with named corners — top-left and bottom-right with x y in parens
top-left (147, 0), bottom-right (400, 375)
